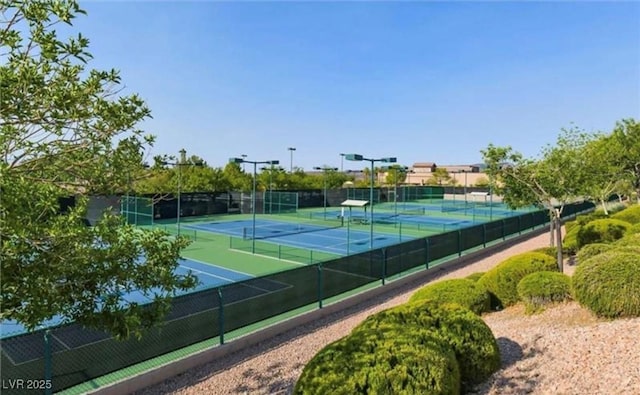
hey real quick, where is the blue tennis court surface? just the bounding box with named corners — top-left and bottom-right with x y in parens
top-left (376, 201), bottom-right (529, 217)
top-left (0, 258), bottom-right (252, 338)
top-left (308, 209), bottom-right (476, 228)
top-left (185, 219), bottom-right (414, 255)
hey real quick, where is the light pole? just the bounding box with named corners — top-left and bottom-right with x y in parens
top-left (339, 153), bottom-right (345, 172)
top-left (230, 156), bottom-right (279, 253)
top-left (345, 154), bottom-right (397, 249)
top-left (287, 147), bottom-right (296, 172)
top-left (314, 166), bottom-right (338, 218)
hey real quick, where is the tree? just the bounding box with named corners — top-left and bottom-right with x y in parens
top-left (482, 127), bottom-right (590, 271)
top-left (579, 134), bottom-right (623, 214)
top-left (430, 168), bottom-right (452, 185)
top-left (286, 168), bottom-right (316, 189)
top-left (258, 166), bottom-right (285, 191)
top-left (384, 165), bottom-right (408, 186)
top-left (0, 1), bottom-right (197, 339)
top-left (609, 119), bottom-right (640, 204)
top-left (474, 176), bottom-right (490, 188)
top-left (222, 162), bottom-right (252, 192)
top-left (324, 169), bottom-right (350, 189)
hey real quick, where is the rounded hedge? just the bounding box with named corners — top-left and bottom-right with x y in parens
top-left (409, 278), bottom-right (490, 315)
top-left (465, 272), bottom-right (485, 282)
top-left (564, 219), bottom-right (578, 234)
top-left (629, 223), bottom-right (640, 235)
top-left (354, 301), bottom-right (501, 392)
top-left (614, 233), bottom-right (640, 247)
top-left (563, 224), bottom-right (582, 255)
top-left (611, 204), bottom-right (640, 225)
top-left (477, 252), bottom-right (558, 308)
top-left (516, 271), bottom-right (572, 314)
top-left (531, 246), bottom-right (558, 258)
top-left (576, 218), bottom-right (631, 248)
top-left (613, 246), bottom-right (640, 255)
top-left (294, 323), bottom-right (460, 395)
top-left (576, 211), bottom-right (608, 226)
top-left (576, 243), bottom-right (614, 263)
top-left (572, 252), bottom-right (640, 318)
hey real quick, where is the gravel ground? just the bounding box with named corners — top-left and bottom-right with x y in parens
top-left (137, 230), bottom-right (640, 395)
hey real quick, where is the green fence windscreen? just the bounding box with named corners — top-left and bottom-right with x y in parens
top-left (263, 191), bottom-right (299, 214)
top-left (120, 196), bottom-right (154, 226)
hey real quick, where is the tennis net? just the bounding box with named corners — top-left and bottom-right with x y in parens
top-left (242, 218), bottom-right (344, 240)
top-left (441, 201), bottom-right (470, 212)
top-left (374, 207), bottom-right (426, 220)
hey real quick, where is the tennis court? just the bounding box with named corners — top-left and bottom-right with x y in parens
top-left (373, 200), bottom-right (533, 218)
top-left (0, 258), bottom-right (254, 339)
top-left (184, 218), bottom-right (413, 256)
top-left (307, 208), bottom-right (476, 228)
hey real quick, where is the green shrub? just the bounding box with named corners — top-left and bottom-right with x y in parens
top-left (576, 243), bottom-right (614, 263)
top-left (564, 219), bottom-right (578, 234)
top-left (294, 323), bottom-right (460, 395)
top-left (465, 272), bottom-right (485, 282)
top-left (628, 223), bottom-right (640, 234)
top-left (477, 252), bottom-right (557, 308)
top-left (354, 301), bottom-right (500, 392)
top-left (573, 252), bottom-right (640, 318)
top-left (531, 246), bottom-right (558, 258)
top-left (614, 233), bottom-right (640, 247)
top-left (409, 279), bottom-right (490, 315)
top-left (516, 271), bottom-right (572, 314)
top-left (575, 211), bottom-right (608, 226)
top-left (613, 246), bottom-right (640, 255)
top-left (611, 204), bottom-right (640, 225)
top-left (563, 224), bottom-right (582, 255)
top-left (576, 218), bottom-right (631, 247)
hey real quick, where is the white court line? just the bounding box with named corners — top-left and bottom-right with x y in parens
top-left (181, 256), bottom-right (254, 278)
top-left (230, 248), bottom-right (307, 266)
top-left (179, 264), bottom-right (271, 293)
top-left (50, 333), bottom-right (72, 350)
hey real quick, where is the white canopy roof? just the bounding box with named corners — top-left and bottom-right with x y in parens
top-left (341, 199), bottom-right (369, 207)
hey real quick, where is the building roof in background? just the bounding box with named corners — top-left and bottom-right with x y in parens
top-left (413, 162), bottom-right (436, 167)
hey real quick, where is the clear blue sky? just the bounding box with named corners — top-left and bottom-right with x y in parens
top-left (75, 1), bottom-right (639, 171)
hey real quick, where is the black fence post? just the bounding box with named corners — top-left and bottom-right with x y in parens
top-left (44, 329), bottom-right (52, 395)
top-left (502, 219), bottom-right (506, 241)
top-left (382, 249), bottom-right (387, 286)
top-left (425, 237), bottom-right (430, 270)
top-left (218, 288), bottom-right (224, 345)
top-left (457, 230), bottom-right (462, 257)
top-left (483, 224), bottom-right (487, 248)
top-left (518, 215), bottom-right (522, 235)
top-left (531, 212), bottom-right (536, 230)
top-left (317, 263), bottom-right (323, 309)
